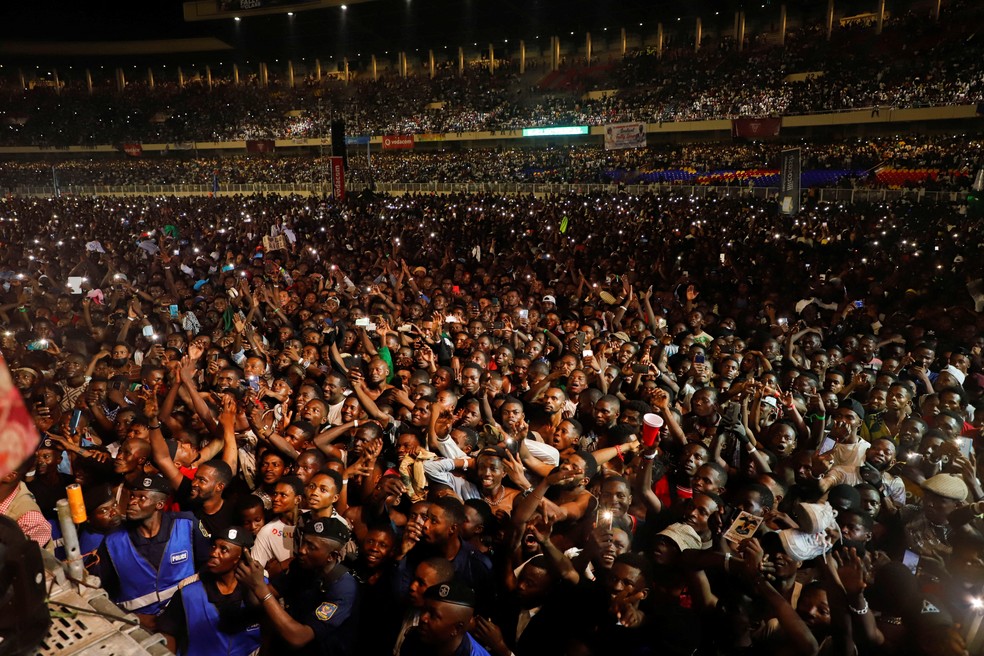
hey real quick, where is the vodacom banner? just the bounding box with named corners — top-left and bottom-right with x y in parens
top-left (382, 135), bottom-right (415, 150)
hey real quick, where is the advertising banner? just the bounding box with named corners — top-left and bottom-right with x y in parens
top-left (122, 143), bottom-right (143, 157)
top-left (780, 148), bottom-right (802, 215)
top-left (246, 139), bottom-right (276, 153)
top-left (604, 122), bottom-right (647, 150)
top-left (382, 135), bottom-right (415, 150)
top-left (732, 117), bottom-right (782, 139)
top-left (330, 156), bottom-right (346, 200)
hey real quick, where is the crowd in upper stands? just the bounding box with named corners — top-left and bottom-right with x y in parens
top-left (1, 135), bottom-right (980, 190)
top-left (0, 2), bottom-right (981, 148)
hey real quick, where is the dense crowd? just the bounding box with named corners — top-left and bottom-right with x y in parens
top-left (2, 186), bottom-right (984, 655)
top-left (2, 135), bottom-right (980, 190)
top-left (1, 3), bottom-right (982, 147)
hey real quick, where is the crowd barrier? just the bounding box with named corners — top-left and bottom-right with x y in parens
top-left (7, 182), bottom-right (969, 204)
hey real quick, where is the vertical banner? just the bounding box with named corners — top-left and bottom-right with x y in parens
top-left (604, 122), bottom-right (647, 150)
top-left (329, 156), bottom-right (346, 200)
top-left (780, 148), bottom-right (802, 215)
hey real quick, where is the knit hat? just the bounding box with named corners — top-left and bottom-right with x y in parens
top-left (922, 473), bottom-right (968, 501)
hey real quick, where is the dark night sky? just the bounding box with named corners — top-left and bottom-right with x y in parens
top-left (0, 0), bottom-right (882, 66)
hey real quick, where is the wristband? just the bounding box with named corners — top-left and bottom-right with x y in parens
top-left (148, 423), bottom-right (161, 430)
top-left (260, 592), bottom-right (274, 604)
top-left (848, 599), bottom-right (869, 615)
top-left (341, 479), bottom-right (349, 486)
top-left (353, 419), bottom-right (359, 428)
top-left (643, 452), bottom-right (657, 460)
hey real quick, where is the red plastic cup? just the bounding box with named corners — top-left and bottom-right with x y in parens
top-left (642, 413), bottom-right (664, 446)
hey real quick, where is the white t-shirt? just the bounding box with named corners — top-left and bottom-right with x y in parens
top-left (251, 519), bottom-right (294, 569)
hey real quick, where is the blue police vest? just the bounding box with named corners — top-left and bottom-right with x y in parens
top-left (105, 515), bottom-right (196, 615)
top-left (179, 578), bottom-right (261, 656)
top-left (50, 521), bottom-right (113, 560)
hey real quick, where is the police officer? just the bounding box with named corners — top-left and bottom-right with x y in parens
top-left (51, 483), bottom-right (122, 560)
top-left (399, 580), bottom-right (491, 656)
top-left (235, 516), bottom-right (359, 656)
top-left (96, 474), bottom-right (210, 625)
top-left (156, 526), bottom-right (263, 656)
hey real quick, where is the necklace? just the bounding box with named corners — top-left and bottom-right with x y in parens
top-left (485, 487), bottom-right (506, 506)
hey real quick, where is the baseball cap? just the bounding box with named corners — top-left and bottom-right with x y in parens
top-left (839, 398), bottom-right (866, 422)
top-left (542, 295), bottom-right (556, 305)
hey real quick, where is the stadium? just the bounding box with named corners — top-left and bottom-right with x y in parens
top-left (0, 0), bottom-right (983, 654)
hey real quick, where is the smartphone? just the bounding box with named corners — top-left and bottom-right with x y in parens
top-left (452, 285), bottom-right (461, 295)
top-left (777, 317), bottom-right (788, 326)
top-left (582, 349), bottom-right (594, 358)
top-left (169, 304), bottom-right (179, 318)
top-left (719, 253), bottom-right (726, 264)
top-left (445, 316), bottom-right (458, 324)
top-left (355, 317), bottom-right (370, 327)
top-left (694, 353), bottom-right (705, 365)
top-left (819, 274), bottom-right (827, 281)
top-left (69, 409), bottom-right (82, 434)
top-left (493, 321), bottom-right (504, 330)
top-left (631, 363), bottom-right (650, 374)
top-left (247, 376), bottom-right (260, 393)
top-left (902, 549), bottom-right (920, 575)
top-left (853, 300), bottom-right (864, 309)
top-left (518, 309), bottom-right (529, 320)
top-left (958, 437), bottom-right (973, 458)
top-left (397, 324), bottom-right (413, 332)
top-left (142, 325), bottom-right (155, 338)
top-left (819, 436), bottom-right (836, 455)
top-left (367, 322), bottom-right (377, 331)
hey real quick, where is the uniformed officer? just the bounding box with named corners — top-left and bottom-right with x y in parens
top-left (156, 526), bottom-right (263, 656)
top-left (399, 580), bottom-right (491, 656)
top-left (236, 516), bottom-right (359, 656)
top-left (96, 474), bottom-right (210, 625)
top-left (51, 483), bottom-right (122, 560)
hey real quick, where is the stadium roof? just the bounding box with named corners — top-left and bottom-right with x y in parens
top-left (0, 0), bottom-right (886, 64)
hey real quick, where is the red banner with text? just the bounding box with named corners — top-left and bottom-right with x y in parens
top-left (382, 135), bottom-right (414, 150)
top-left (122, 142), bottom-right (143, 157)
